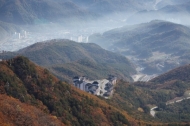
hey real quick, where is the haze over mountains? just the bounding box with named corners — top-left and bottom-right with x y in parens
top-left (0, 0), bottom-right (156, 25)
top-left (2, 0), bottom-right (190, 125)
top-left (127, 0), bottom-right (190, 24)
top-left (0, 0), bottom-right (94, 25)
top-left (0, 39), bottom-right (136, 82)
top-left (155, 0), bottom-right (190, 10)
top-left (89, 20), bottom-right (190, 74)
top-left (1, 0), bottom-right (190, 49)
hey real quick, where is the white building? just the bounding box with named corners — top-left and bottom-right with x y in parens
top-left (86, 36), bottom-right (89, 43)
top-left (18, 33), bottom-right (21, 39)
top-left (78, 35), bottom-right (83, 42)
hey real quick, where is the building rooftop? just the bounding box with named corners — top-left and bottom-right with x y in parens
top-left (73, 76), bottom-right (79, 79)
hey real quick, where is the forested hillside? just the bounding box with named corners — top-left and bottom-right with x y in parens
top-left (0, 56), bottom-right (134, 126)
top-left (0, 0), bottom-right (94, 25)
top-left (1, 56), bottom-right (190, 124)
top-left (151, 64), bottom-right (190, 84)
top-left (123, 64), bottom-right (190, 122)
top-left (89, 20), bottom-right (190, 74)
top-left (0, 94), bottom-right (64, 126)
top-left (108, 77), bottom-right (190, 123)
top-left (1, 39), bottom-right (136, 81)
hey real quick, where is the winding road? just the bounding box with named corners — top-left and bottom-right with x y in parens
top-left (150, 106), bottom-right (158, 117)
top-left (150, 96), bottom-right (190, 117)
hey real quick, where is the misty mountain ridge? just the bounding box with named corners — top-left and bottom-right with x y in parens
top-left (89, 20), bottom-right (190, 74)
top-left (90, 20), bottom-right (190, 51)
top-left (65, 0), bottom-right (156, 15)
top-left (127, 1), bottom-right (190, 25)
top-left (2, 0), bottom-right (190, 125)
top-left (2, 0), bottom-right (190, 46)
top-left (158, 1), bottom-right (190, 14)
top-left (155, 0), bottom-right (190, 10)
top-left (0, 21), bottom-right (21, 40)
top-left (0, 0), bottom-right (96, 25)
top-left (0, 0), bottom-right (157, 25)
top-left (1, 39), bottom-right (136, 81)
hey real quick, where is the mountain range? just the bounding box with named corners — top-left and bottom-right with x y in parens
top-left (89, 20), bottom-right (190, 74)
top-left (2, 0), bottom-right (190, 125)
top-left (0, 21), bottom-right (21, 41)
top-left (2, 53), bottom-right (190, 124)
top-left (0, 39), bottom-right (136, 82)
top-left (155, 0), bottom-right (190, 10)
top-left (127, 1), bottom-right (190, 24)
top-left (0, 56), bottom-right (135, 125)
top-left (0, 0), bottom-right (95, 25)
top-left (111, 63), bottom-right (190, 122)
top-left (69, 0), bottom-right (156, 15)
top-left (0, 0), bottom-right (156, 25)
top-left (1, 0), bottom-right (189, 42)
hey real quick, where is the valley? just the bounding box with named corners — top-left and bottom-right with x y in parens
top-left (1, 0), bottom-right (190, 125)
top-left (0, 39), bottom-right (136, 82)
top-left (89, 20), bottom-right (190, 77)
top-left (0, 26), bottom-right (110, 51)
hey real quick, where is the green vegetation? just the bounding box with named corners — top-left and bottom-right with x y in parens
top-left (2, 56), bottom-right (190, 125)
top-left (89, 20), bottom-right (190, 74)
top-left (156, 100), bottom-right (190, 122)
top-left (106, 64), bottom-right (190, 123)
top-left (151, 64), bottom-right (190, 84)
top-left (0, 56), bottom-right (131, 126)
top-left (1, 39), bottom-right (136, 82)
top-left (0, 94), bottom-right (63, 126)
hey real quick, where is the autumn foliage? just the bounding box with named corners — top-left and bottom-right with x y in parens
top-left (0, 56), bottom-right (131, 126)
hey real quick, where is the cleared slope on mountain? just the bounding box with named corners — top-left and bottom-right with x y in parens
top-left (0, 94), bottom-right (64, 126)
top-left (0, 56), bottom-right (135, 126)
top-left (89, 20), bottom-right (190, 74)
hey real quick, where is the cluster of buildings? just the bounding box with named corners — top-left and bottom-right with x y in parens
top-left (77, 35), bottom-right (89, 42)
top-left (69, 35), bottom-right (89, 43)
top-left (13, 30), bottom-right (28, 40)
top-left (2, 27), bottom-right (92, 51)
top-left (73, 75), bottom-right (117, 98)
top-left (0, 50), bottom-right (7, 61)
